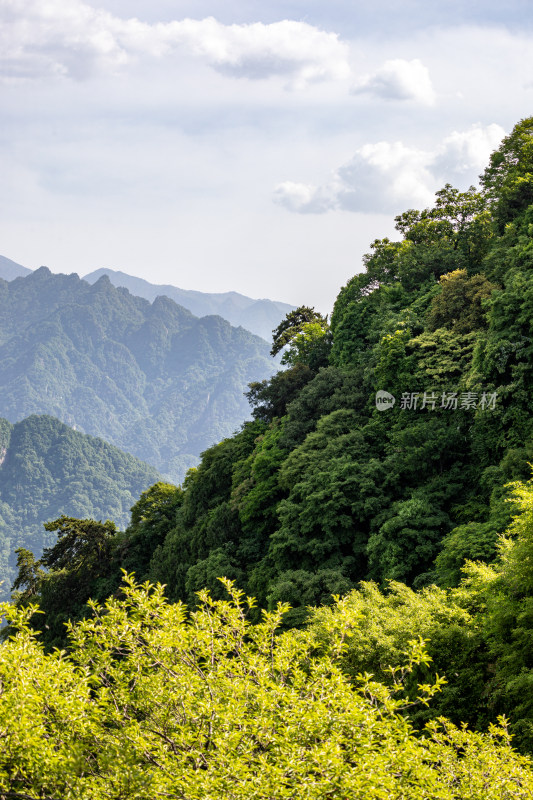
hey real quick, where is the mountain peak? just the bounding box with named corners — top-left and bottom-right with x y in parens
top-left (92, 273), bottom-right (112, 288)
top-left (31, 265), bottom-right (52, 278)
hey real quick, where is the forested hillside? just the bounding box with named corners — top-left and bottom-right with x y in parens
top-left (0, 269), bottom-right (276, 481)
top-left (98, 117), bottom-right (533, 614)
top-left (11, 117), bottom-right (533, 757)
top-left (0, 414), bottom-right (160, 602)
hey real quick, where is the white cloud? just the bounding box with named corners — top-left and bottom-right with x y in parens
top-left (352, 58), bottom-right (435, 105)
top-left (272, 181), bottom-right (336, 214)
top-left (167, 18), bottom-right (351, 85)
top-left (0, 0), bottom-right (351, 85)
top-left (0, 0), bottom-right (129, 79)
top-left (432, 123), bottom-right (505, 182)
top-left (273, 123), bottom-right (506, 215)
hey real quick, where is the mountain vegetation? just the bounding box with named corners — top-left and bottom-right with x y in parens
top-left (84, 268), bottom-right (295, 341)
top-left (2, 577), bottom-right (533, 799)
top-left (0, 269), bottom-right (276, 482)
top-left (7, 117), bottom-right (533, 790)
top-left (0, 414), bottom-right (160, 603)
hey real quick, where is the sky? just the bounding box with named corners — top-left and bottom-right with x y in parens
top-left (1, 1), bottom-right (533, 313)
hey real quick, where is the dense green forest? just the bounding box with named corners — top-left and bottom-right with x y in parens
top-left (6, 117), bottom-right (533, 792)
top-left (87, 116), bottom-right (532, 614)
top-left (0, 414), bottom-right (160, 602)
top-left (0, 268), bottom-right (276, 482)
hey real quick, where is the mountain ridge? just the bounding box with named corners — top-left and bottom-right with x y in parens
top-left (83, 268), bottom-right (295, 341)
top-left (0, 255), bottom-right (32, 281)
top-left (0, 257), bottom-right (295, 341)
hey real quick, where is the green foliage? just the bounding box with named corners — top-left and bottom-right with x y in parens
top-left (11, 516), bottom-right (119, 647)
top-left (434, 521), bottom-right (500, 587)
top-left (309, 578), bottom-right (496, 737)
top-left (270, 305), bottom-right (328, 357)
top-left (1, 577), bottom-right (532, 798)
top-left (367, 491), bottom-right (451, 585)
top-left (426, 268), bottom-right (497, 333)
top-left (109, 120), bottom-right (533, 618)
top-left (11, 547), bottom-right (44, 600)
top-left (40, 515), bottom-right (116, 573)
top-left (450, 477), bottom-right (533, 751)
top-left (148, 422), bottom-right (268, 606)
top-left (270, 305), bottom-right (331, 371)
top-left (245, 362), bottom-right (314, 423)
top-left (118, 482), bottom-right (183, 579)
top-left (481, 117), bottom-right (533, 231)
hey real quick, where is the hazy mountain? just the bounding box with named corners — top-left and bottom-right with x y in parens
top-left (0, 267), bottom-right (276, 482)
top-left (83, 268), bottom-right (295, 341)
top-left (0, 255), bottom-right (32, 281)
top-left (0, 413), bottom-right (160, 602)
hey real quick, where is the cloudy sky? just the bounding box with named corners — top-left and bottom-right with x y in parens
top-left (1, 0), bottom-right (532, 312)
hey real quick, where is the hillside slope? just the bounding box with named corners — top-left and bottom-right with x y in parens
top-left (12, 116), bottom-right (533, 756)
top-left (0, 413), bottom-right (160, 601)
top-left (68, 117), bottom-right (533, 613)
top-left (0, 255), bottom-right (31, 281)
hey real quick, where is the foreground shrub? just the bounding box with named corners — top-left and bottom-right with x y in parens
top-left (1, 576), bottom-right (532, 799)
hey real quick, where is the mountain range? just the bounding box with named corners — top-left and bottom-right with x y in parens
top-left (84, 268), bottom-right (295, 341)
top-left (0, 256), bottom-right (295, 341)
top-left (0, 267), bottom-right (277, 481)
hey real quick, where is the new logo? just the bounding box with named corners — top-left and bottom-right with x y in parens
top-left (375, 390), bottom-right (396, 411)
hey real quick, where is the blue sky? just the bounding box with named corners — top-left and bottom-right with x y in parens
top-left (1, 0), bottom-right (532, 312)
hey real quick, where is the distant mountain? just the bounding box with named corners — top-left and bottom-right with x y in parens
top-left (83, 268), bottom-right (295, 341)
top-left (0, 255), bottom-right (32, 281)
top-left (0, 267), bottom-right (276, 482)
top-left (0, 413), bottom-right (160, 602)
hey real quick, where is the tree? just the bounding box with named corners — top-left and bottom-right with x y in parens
top-left (246, 363), bottom-right (314, 422)
top-left (270, 306), bottom-right (330, 369)
top-left (119, 482), bottom-right (183, 580)
top-left (10, 516), bottom-right (119, 647)
top-left (40, 515), bottom-right (116, 574)
top-left (1, 576), bottom-right (532, 797)
top-left (426, 269), bottom-right (497, 333)
top-left (10, 547), bottom-right (44, 601)
top-left (481, 117), bottom-right (533, 230)
top-left (395, 184), bottom-right (485, 241)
